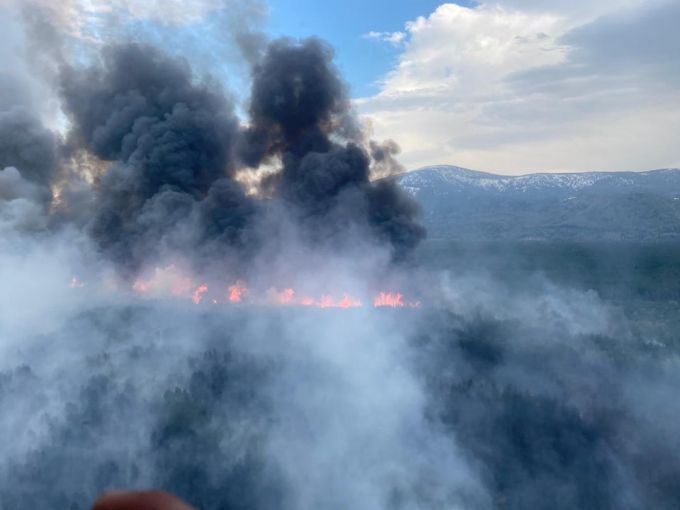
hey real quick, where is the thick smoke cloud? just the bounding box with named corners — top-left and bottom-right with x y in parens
top-left (0, 106), bottom-right (59, 232)
top-left (59, 44), bottom-right (255, 271)
top-left (241, 38), bottom-right (425, 258)
top-left (56, 38), bottom-right (424, 273)
top-left (0, 108), bottom-right (58, 188)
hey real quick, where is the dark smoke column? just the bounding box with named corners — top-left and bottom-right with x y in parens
top-left (60, 44), bottom-right (255, 273)
top-left (241, 38), bottom-right (426, 259)
top-left (58, 38), bottom-right (424, 274)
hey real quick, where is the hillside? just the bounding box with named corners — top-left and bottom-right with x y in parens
top-left (397, 166), bottom-right (680, 241)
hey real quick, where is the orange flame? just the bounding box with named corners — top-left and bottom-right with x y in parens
top-left (338, 294), bottom-right (362, 308)
top-left (74, 266), bottom-right (421, 309)
top-left (374, 292), bottom-right (405, 308)
top-left (192, 284), bottom-right (209, 304)
top-left (315, 294), bottom-right (362, 308)
top-left (274, 287), bottom-right (296, 304)
top-left (229, 282), bottom-right (247, 303)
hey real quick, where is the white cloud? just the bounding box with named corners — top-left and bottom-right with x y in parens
top-left (364, 30), bottom-right (407, 45)
top-left (378, 4), bottom-right (566, 97)
top-left (24, 0), bottom-right (235, 30)
top-left (358, 1), bottom-right (680, 173)
top-left (496, 0), bottom-right (647, 20)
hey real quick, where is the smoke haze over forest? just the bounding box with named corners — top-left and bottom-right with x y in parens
top-left (1, 2), bottom-right (680, 509)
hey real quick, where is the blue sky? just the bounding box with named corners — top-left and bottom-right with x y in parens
top-left (265, 0), bottom-right (467, 96)
top-left (261, 0), bottom-right (680, 173)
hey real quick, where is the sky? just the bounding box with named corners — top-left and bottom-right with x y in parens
top-left (5, 0), bottom-right (680, 174)
top-left (266, 0), bottom-right (458, 96)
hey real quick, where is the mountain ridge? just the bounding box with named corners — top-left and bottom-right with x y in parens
top-left (399, 165), bottom-right (680, 195)
top-left (396, 165), bottom-right (680, 241)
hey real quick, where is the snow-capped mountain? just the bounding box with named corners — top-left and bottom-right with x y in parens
top-left (399, 165), bottom-right (680, 196)
top-left (396, 165), bottom-right (680, 241)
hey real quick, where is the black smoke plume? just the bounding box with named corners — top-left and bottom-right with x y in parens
top-left (0, 107), bottom-right (58, 189)
top-left (59, 44), bottom-right (254, 272)
top-left (241, 38), bottom-right (425, 258)
top-left (0, 106), bottom-right (59, 231)
top-left (54, 38), bottom-right (424, 275)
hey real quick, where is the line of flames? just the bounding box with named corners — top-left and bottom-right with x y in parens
top-left (68, 270), bottom-right (420, 309)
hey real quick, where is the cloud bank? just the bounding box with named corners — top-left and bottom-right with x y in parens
top-left (359, 1), bottom-right (680, 173)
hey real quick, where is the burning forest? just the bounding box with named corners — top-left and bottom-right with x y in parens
top-left (1, 2), bottom-right (680, 510)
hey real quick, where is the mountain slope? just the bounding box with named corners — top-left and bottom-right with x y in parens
top-left (397, 165), bottom-right (680, 241)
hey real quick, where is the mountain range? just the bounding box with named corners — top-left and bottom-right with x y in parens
top-left (396, 165), bottom-right (680, 241)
